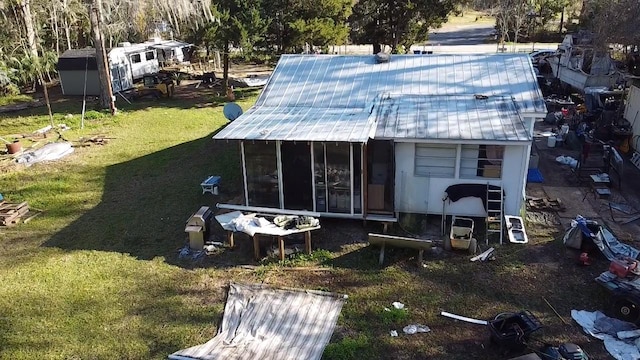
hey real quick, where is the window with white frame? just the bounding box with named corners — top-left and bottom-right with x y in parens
top-left (130, 53), bottom-right (141, 63)
top-left (415, 144), bottom-right (457, 177)
top-left (145, 51), bottom-right (155, 61)
top-left (460, 144), bottom-right (504, 179)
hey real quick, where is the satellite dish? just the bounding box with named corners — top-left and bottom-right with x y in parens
top-left (223, 102), bottom-right (243, 121)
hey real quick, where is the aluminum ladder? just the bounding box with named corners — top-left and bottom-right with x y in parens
top-left (485, 184), bottom-right (504, 245)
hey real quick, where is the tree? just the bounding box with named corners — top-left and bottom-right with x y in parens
top-left (90, 0), bottom-right (115, 113)
top-left (350, 0), bottom-right (461, 54)
top-left (587, 0), bottom-right (640, 50)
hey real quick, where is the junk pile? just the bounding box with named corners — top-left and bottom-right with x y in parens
top-left (563, 215), bottom-right (640, 261)
top-left (572, 310), bottom-right (640, 360)
top-left (273, 215), bottom-right (320, 230)
top-left (441, 310), bottom-right (588, 359)
top-left (0, 199), bottom-right (36, 227)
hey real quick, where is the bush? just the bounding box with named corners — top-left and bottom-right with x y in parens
top-left (83, 110), bottom-right (106, 120)
top-left (0, 68), bottom-right (19, 96)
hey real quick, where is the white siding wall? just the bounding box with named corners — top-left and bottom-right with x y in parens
top-left (625, 85), bottom-right (640, 151)
top-left (394, 142), bottom-right (528, 216)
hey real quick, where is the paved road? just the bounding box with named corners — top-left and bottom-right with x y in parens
top-left (427, 23), bottom-right (496, 46)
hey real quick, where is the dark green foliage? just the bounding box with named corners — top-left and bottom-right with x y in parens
top-left (349, 0), bottom-right (463, 53)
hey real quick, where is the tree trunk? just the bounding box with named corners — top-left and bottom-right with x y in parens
top-left (20, 0), bottom-right (38, 58)
top-left (90, 0), bottom-right (116, 113)
top-left (223, 40), bottom-right (230, 90)
top-left (52, 5), bottom-right (60, 55)
top-left (64, 17), bottom-right (72, 50)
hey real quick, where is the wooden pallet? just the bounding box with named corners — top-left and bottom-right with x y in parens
top-left (0, 201), bottom-right (30, 226)
top-left (526, 197), bottom-right (565, 211)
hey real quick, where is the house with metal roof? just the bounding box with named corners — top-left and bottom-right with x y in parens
top-left (214, 54), bottom-right (546, 225)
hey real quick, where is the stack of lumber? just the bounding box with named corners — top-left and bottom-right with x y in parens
top-left (0, 201), bottom-right (31, 226)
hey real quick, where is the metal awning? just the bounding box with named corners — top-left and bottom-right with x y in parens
top-left (214, 106), bottom-right (375, 142)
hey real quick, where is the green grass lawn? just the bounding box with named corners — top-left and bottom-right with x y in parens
top-left (0, 86), bottom-right (611, 360)
top-left (0, 88), bottom-right (257, 359)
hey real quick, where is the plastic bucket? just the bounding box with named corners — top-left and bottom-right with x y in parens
top-left (6, 141), bottom-right (22, 154)
top-left (547, 136), bottom-right (556, 148)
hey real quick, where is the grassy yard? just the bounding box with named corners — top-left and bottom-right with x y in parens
top-left (0, 86), bottom-right (611, 360)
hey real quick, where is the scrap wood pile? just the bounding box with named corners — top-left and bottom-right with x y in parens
top-left (73, 135), bottom-right (113, 147)
top-left (526, 196), bottom-right (565, 211)
top-left (0, 200), bottom-right (38, 227)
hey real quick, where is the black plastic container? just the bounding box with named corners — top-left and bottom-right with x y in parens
top-left (488, 310), bottom-right (542, 351)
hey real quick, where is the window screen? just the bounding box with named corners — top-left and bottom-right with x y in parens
top-left (414, 144), bottom-right (456, 178)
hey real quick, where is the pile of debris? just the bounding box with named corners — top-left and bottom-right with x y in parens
top-left (73, 135), bottom-right (113, 147)
top-left (0, 200), bottom-right (37, 226)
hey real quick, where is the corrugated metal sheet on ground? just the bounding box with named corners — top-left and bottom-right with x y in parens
top-left (373, 94), bottom-right (531, 142)
top-left (214, 54), bottom-right (545, 143)
top-left (168, 283), bottom-right (347, 360)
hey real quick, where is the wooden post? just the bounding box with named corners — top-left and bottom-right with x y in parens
top-left (362, 143), bottom-right (368, 225)
top-left (304, 231), bottom-right (312, 254)
top-left (253, 235), bottom-right (260, 260)
top-left (227, 231), bottom-right (235, 248)
top-left (417, 249), bottom-right (424, 266)
top-left (378, 242), bottom-right (385, 265)
top-left (278, 236), bottom-right (285, 261)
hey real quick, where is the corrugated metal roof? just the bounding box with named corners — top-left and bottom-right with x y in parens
top-left (374, 94), bottom-right (531, 142)
top-left (216, 106), bottom-right (374, 142)
top-left (59, 48), bottom-right (96, 59)
top-left (215, 54), bottom-right (545, 142)
top-left (169, 283), bottom-right (346, 360)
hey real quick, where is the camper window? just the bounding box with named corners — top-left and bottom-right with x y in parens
top-left (130, 54), bottom-right (141, 63)
top-left (145, 51), bottom-right (155, 61)
top-left (460, 145), bottom-right (504, 179)
top-left (415, 144), bottom-right (456, 178)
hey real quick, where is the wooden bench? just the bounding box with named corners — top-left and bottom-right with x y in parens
top-left (368, 233), bottom-right (433, 266)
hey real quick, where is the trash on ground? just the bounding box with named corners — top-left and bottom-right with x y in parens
top-left (402, 324), bottom-right (430, 334)
top-left (15, 142), bottom-right (74, 166)
top-left (178, 245), bottom-right (206, 261)
top-left (389, 330), bottom-right (398, 337)
top-left (571, 309), bottom-right (640, 360)
top-left (555, 155), bottom-right (578, 169)
top-left (563, 215), bottom-right (640, 261)
top-left (505, 215), bottom-right (528, 244)
top-left (392, 302), bottom-right (405, 310)
top-left (488, 311), bottom-right (542, 352)
top-left (440, 311), bottom-right (488, 325)
top-left (470, 247), bottom-right (495, 262)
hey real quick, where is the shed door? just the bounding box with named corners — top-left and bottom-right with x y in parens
top-left (281, 142), bottom-right (313, 210)
top-left (367, 140), bottom-right (394, 214)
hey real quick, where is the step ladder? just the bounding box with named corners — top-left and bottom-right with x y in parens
top-left (485, 184), bottom-right (504, 245)
top-left (631, 151), bottom-right (640, 170)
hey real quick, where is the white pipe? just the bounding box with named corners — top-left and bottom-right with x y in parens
top-left (440, 311), bottom-right (488, 325)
